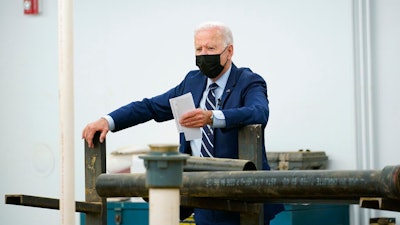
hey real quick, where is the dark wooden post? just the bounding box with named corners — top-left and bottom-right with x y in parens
top-left (238, 124), bottom-right (264, 225)
top-left (84, 132), bottom-right (107, 225)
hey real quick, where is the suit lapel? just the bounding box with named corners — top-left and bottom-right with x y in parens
top-left (220, 64), bottom-right (239, 108)
top-left (191, 75), bottom-right (208, 108)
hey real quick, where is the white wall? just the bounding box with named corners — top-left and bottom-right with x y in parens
top-left (368, 0), bottom-right (400, 221)
top-left (371, 0), bottom-right (400, 168)
top-left (0, 0), bottom-right (399, 225)
top-left (0, 0), bottom-right (60, 224)
top-left (73, 0), bottom-right (357, 168)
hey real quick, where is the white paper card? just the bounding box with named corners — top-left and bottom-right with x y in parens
top-left (169, 92), bottom-right (202, 140)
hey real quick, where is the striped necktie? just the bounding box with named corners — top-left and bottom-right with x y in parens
top-left (200, 83), bottom-right (218, 158)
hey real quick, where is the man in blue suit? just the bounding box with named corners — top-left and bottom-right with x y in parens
top-left (82, 21), bottom-right (283, 225)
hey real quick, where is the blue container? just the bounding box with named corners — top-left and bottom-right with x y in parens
top-left (81, 202), bottom-right (349, 225)
top-left (270, 204), bottom-right (349, 225)
top-left (81, 201), bottom-right (149, 225)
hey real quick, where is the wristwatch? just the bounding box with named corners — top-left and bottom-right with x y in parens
top-left (209, 111), bottom-right (214, 125)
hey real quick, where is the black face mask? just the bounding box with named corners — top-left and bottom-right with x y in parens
top-left (196, 47), bottom-right (228, 79)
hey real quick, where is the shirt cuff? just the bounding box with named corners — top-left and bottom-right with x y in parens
top-left (212, 110), bottom-right (226, 128)
top-left (102, 115), bottom-right (115, 131)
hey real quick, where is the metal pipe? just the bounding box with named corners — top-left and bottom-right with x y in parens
top-left (96, 165), bottom-right (400, 201)
top-left (184, 157), bottom-right (256, 171)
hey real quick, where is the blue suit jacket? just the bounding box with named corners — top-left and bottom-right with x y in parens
top-left (109, 64), bottom-right (284, 224)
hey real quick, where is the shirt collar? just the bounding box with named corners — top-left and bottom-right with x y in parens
top-left (207, 64), bottom-right (232, 90)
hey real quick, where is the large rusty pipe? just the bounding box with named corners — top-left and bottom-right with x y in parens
top-left (96, 165), bottom-right (400, 201)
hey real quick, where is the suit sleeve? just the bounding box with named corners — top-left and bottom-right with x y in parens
top-left (108, 80), bottom-right (187, 132)
top-left (222, 71), bottom-right (269, 128)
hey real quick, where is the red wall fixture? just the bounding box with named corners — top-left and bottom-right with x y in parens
top-left (24, 0), bottom-right (39, 15)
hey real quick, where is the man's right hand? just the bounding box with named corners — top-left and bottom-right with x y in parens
top-left (82, 117), bottom-right (109, 148)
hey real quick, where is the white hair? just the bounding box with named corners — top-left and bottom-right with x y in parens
top-left (194, 21), bottom-right (234, 46)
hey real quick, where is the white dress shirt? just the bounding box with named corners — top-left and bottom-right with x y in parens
top-left (190, 65), bottom-right (231, 156)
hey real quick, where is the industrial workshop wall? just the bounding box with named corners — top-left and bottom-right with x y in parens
top-left (0, 1), bottom-right (399, 225)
